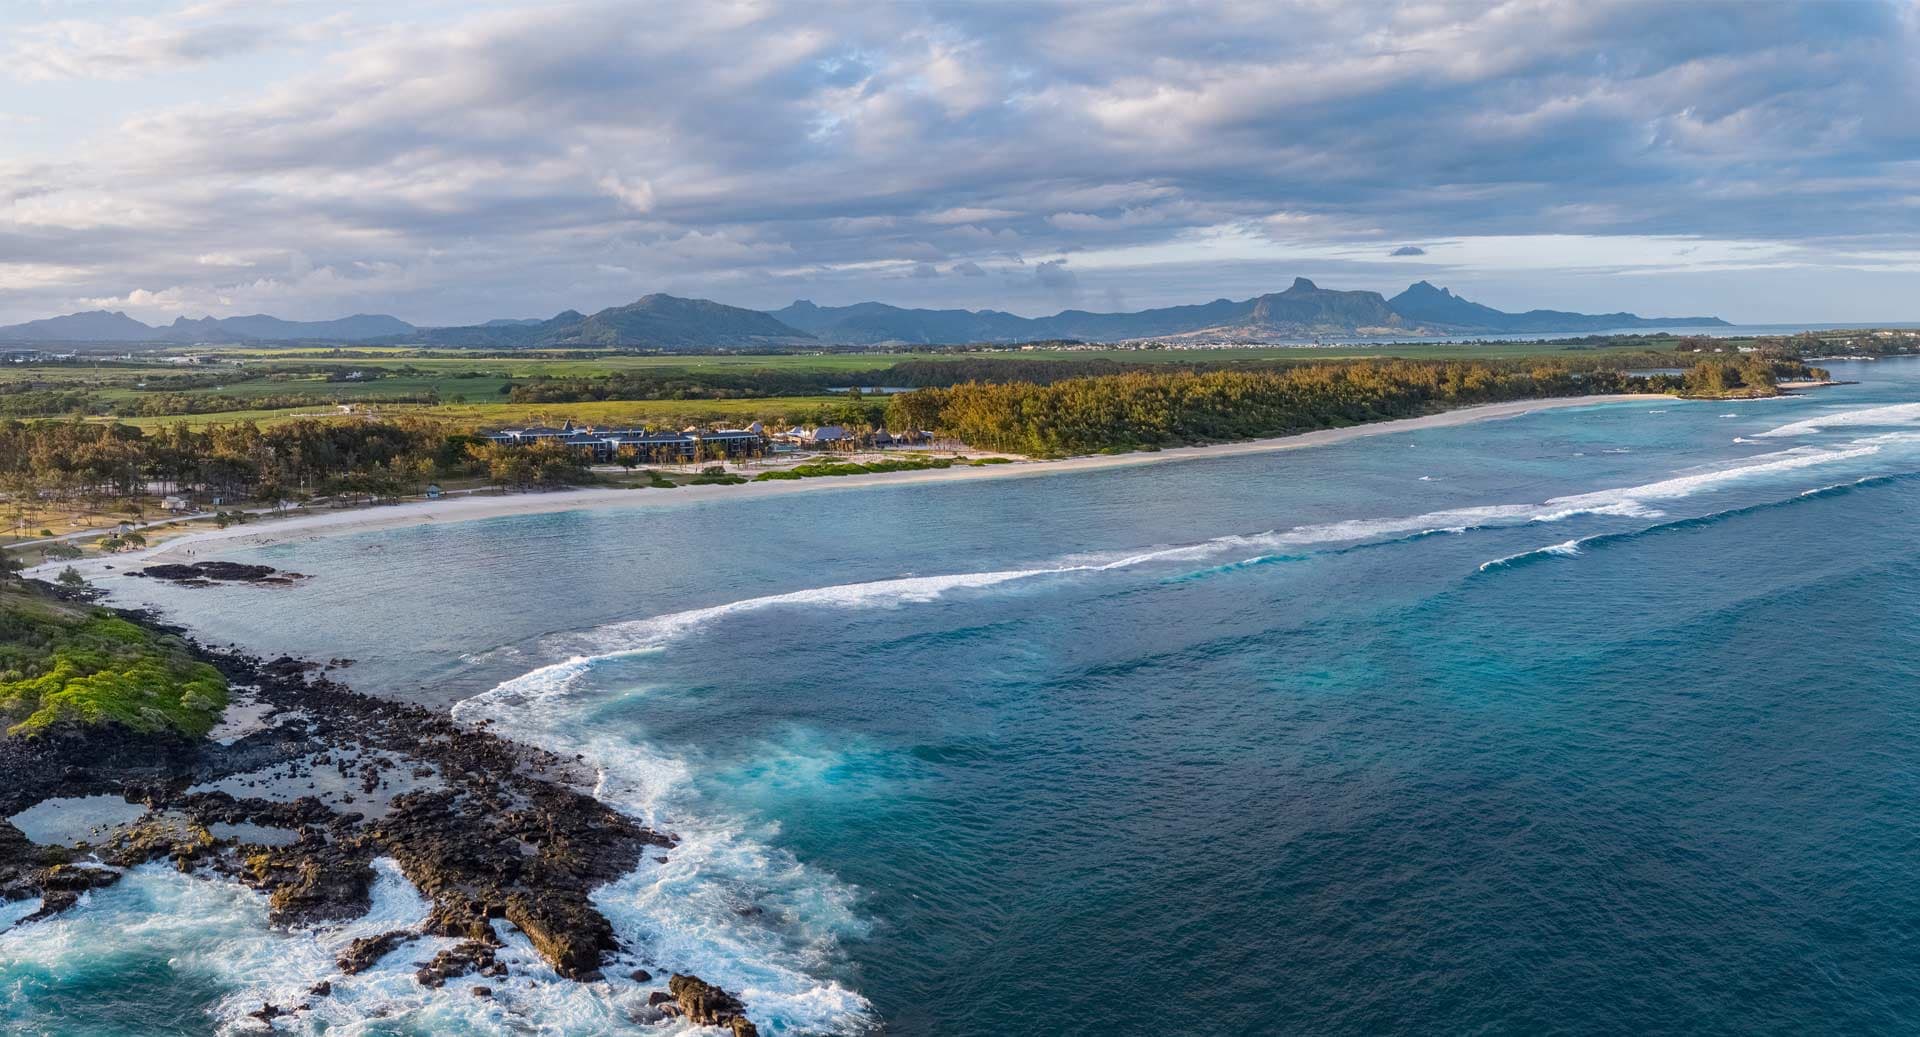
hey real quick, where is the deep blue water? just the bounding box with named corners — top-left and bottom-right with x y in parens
top-left (12, 358), bottom-right (1920, 1034)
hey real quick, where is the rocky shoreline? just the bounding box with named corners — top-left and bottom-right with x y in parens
top-left (0, 586), bottom-right (759, 1035)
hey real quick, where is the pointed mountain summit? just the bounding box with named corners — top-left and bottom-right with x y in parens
top-left (0, 280), bottom-right (1727, 348)
top-left (1245, 278), bottom-right (1404, 331)
top-left (1386, 281), bottom-right (1728, 333)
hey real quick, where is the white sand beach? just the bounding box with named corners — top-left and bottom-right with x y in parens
top-left (34, 394), bottom-right (1671, 578)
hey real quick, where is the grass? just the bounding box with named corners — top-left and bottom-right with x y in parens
top-left (0, 586), bottom-right (229, 738)
top-left (754, 457), bottom-right (968, 480)
top-left (0, 334), bottom-right (1759, 430)
top-left (85, 395), bottom-right (853, 430)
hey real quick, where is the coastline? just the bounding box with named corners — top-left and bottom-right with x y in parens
top-left (35, 393), bottom-right (1671, 577)
top-left (0, 589), bottom-right (761, 1032)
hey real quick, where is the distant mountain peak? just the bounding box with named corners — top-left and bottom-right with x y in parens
top-left (0, 279), bottom-right (1730, 348)
top-left (1387, 281), bottom-right (1728, 333)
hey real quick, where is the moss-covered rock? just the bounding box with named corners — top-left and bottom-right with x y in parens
top-left (0, 593), bottom-right (228, 739)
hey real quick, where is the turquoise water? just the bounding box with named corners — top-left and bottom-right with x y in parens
top-left (13, 359), bottom-right (1920, 1033)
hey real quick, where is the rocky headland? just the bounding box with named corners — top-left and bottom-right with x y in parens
top-left (0, 582), bottom-right (759, 1034)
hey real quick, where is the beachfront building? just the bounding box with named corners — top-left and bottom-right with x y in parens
top-left (480, 423), bottom-right (771, 464)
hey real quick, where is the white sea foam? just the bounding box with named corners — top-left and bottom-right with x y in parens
top-left (440, 707), bottom-right (879, 1033)
top-left (0, 860), bottom-right (532, 1035)
top-left (481, 442), bottom-right (1896, 711)
top-left (0, 857), bottom-right (699, 1035)
top-left (447, 429), bottom-right (1920, 1034)
top-left (1755, 401), bottom-right (1920, 438)
top-left (1544, 443), bottom-right (1884, 511)
top-left (1479, 538), bottom-right (1588, 571)
top-left (0, 897), bottom-right (42, 934)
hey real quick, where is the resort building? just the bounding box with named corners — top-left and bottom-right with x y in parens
top-left (482, 420), bottom-right (929, 461)
top-left (481, 422), bottom-right (771, 463)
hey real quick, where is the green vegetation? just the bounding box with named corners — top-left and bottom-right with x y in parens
top-left (0, 588), bottom-right (229, 738)
top-left (754, 457), bottom-right (960, 480)
top-left (0, 337), bottom-right (1831, 527)
top-left (878, 356), bottom-right (1811, 457)
top-left (1, 329), bottom-right (1866, 432)
top-left (0, 418), bottom-right (590, 520)
top-left (1679, 357), bottom-right (1813, 398)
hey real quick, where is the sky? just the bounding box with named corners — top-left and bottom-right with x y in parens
top-left (1, 0), bottom-right (1916, 326)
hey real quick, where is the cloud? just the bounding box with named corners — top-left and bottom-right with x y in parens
top-left (597, 173), bottom-right (656, 214)
top-left (1033, 257), bottom-right (1078, 302)
top-left (5, 6), bottom-right (345, 82)
top-left (0, 0), bottom-right (1915, 323)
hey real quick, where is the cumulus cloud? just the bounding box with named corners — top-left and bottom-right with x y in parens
top-left (0, 0), bottom-right (1916, 323)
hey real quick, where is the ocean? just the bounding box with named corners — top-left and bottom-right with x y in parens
top-left (9, 357), bottom-right (1920, 1034)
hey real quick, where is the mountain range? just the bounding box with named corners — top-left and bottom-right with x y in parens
top-left (0, 280), bottom-right (1727, 348)
top-left (0, 311), bottom-right (413, 344)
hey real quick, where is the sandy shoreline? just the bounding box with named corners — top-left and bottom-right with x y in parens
top-left (35, 394), bottom-right (1670, 577)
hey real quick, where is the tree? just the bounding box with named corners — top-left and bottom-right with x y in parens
top-left (56, 566), bottom-right (86, 589)
top-left (0, 546), bottom-right (21, 593)
top-left (40, 542), bottom-right (81, 562)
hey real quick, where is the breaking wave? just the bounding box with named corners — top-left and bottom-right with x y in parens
top-left (450, 434), bottom-right (1920, 1033)
top-left (1480, 473), bottom-right (1920, 572)
top-left (1755, 401), bottom-right (1920, 438)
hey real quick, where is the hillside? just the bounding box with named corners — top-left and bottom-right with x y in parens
top-left (410, 295), bottom-right (813, 349)
top-left (0, 310), bottom-right (160, 343)
top-left (0, 310), bottom-right (414, 344)
top-left (1387, 281), bottom-right (1729, 333)
top-left (0, 281), bottom-right (1729, 348)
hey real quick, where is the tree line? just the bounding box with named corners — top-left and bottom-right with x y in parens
top-left (878, 357), bottom-right (1822, 456)
top-left (0, 418), bottom-right (593, 512)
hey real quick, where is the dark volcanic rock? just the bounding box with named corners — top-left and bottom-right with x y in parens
top-left (416, 940), bottom-right (501, 988)
top-left (2, 601), bottom-right (691, 1007)
top-left (135, 561), bottom-right (306, 584)
top-left (242, 844), bottom-right (375, 927)
top-left (669, 974), bottom-right (760, 1037)
top-left (0, 721), bottom-right (201, 816)
top-left (338, 930), bottom-right (415, 974)
top-left (19, 863), bottom-right (125, 923)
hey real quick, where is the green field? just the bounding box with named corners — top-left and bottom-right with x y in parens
top-left (95, 396), bottom-right (854, 430)
top-left (0, 333), bottom-right (1767, 430)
